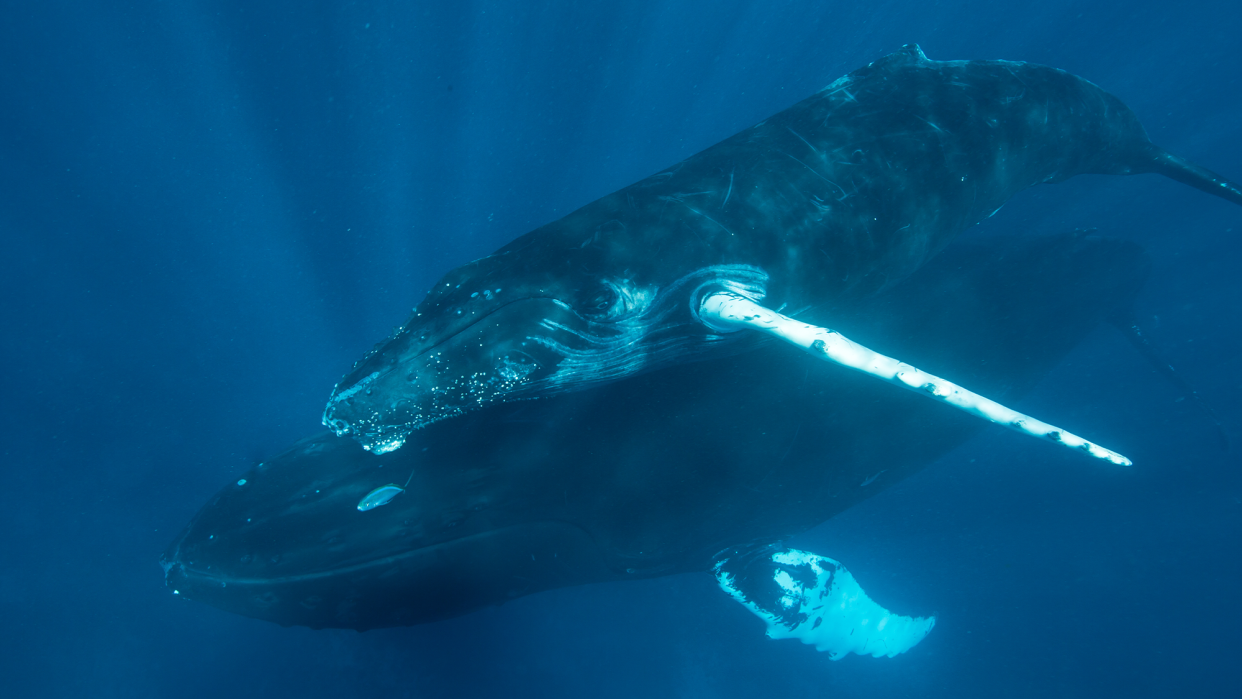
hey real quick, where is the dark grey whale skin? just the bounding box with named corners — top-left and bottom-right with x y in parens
top-left (164, 231), bottom-right (1149, 630)
top-left (323, 45), bottom-right (1238, 454)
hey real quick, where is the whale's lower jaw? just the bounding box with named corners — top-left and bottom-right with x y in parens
top-left (163, 520), bottom-right (624, 630)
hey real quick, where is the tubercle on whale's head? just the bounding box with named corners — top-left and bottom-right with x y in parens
top-left (321, 241), bottom-right (769, 454)
top-left (321, 249), bottom-right (578, 454)
top-left (320, 289), bottom-right (572, 454)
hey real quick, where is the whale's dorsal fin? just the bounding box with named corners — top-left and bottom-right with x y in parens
top-left (882, 44), bottom-right (930, 65)
top-left (715, 545), bottom-right (934, 659)
top-left (855, 45), bottom-right (930, 82)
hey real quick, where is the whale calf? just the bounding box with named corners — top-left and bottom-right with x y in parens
top-left (320, 45), bottom-right (1239, 461)
top-left (166, 230), bottom-right (1151, 655)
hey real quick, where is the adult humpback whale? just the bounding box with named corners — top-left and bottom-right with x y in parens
top-left (165, 231), bottom-right (1152, 659)
top-left (321, 45), bottom-right (1239, 461)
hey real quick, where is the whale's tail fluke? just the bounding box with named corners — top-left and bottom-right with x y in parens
top-left (1144, 146), bottom-right (1242, 207)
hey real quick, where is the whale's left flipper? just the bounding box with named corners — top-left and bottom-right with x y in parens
top-left (699, 292), bottom-right (1131, 466)
top-left (715, 546), bottom-right (934, 660)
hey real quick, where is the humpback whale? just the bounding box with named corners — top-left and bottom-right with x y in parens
top-left (166, 47), bottom-right (1239, 659)
top-left (164, 230), bottom-right (1152, 658)
top-left (320, 45), bottom-right (1240, 463)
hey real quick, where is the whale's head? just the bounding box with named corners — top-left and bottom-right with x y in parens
top-left (322, 230), bottom-right (766, 454)
top-left (159, 428), bottom-right (642, 630)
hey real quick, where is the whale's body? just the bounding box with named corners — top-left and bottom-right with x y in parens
top-left (167, 48), bottom-right (1238, 650)
top-left (165, 232), bottom-right (1149, 630)
top-left (319, 46), bottom-right (1240, 456)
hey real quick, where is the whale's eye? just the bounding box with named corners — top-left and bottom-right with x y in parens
top-left (590, 288), bottom-right (617, 312)
top-left (582, 285), bottom-right (621, 320)
top-left (580, 279), bottom-right (656, 322)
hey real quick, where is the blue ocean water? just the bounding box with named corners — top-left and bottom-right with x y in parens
top-left (1, 1), bottom-right (1239, 697)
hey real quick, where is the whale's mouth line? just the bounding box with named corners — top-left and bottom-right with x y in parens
top-left (172, 520), bottom-right (594, 588)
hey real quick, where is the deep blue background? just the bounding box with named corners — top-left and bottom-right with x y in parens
top-left (1, 1), bottom-right (1239, 697)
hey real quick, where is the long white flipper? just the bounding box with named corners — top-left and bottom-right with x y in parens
top-left (715, 548), bottom-right (934, 660)
top-left (699, 292), bottom-right (1131, 466)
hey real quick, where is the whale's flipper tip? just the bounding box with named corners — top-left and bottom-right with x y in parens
top-left (1148, 147), bottom-right (1242, 207)
top-left (1110, 311), bottom-right (1232, 452)
top-left (715, 547), bottom-right (934, 660)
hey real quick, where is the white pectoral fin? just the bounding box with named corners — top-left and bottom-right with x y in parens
top-left (698, 292), bottom-right (1130, 466)
top-left (714, 547), bottom-right (934, 660)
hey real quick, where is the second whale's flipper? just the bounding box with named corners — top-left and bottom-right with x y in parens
top-left (715, 546), bottom-right (934, 660)
top-left (1111, 311), bottom-right (1230, 451)
top-left (699, 292), bottom-right (1131, 466)
top-left (1142, 146), bottom-right (1242, 208)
